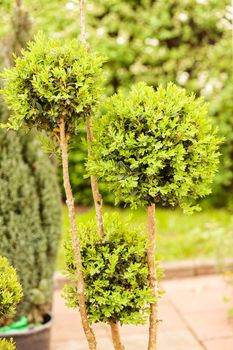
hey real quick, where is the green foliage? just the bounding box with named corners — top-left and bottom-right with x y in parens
top-left (0, 338), bottom-right (16, 350)
top-left (204, 35), bottom-right (233, 208)
top-left (0, 256), bottom-right (22, 321)
top-left (0, 130), bottom-right (61, 324)
top-left (58, 206), bottom-right (233, 272)
top-left (63, 214), bottom-right (158, 324)
top-left (90, 83), bottom-right (221, 212)
top-left (1, 33), bottom-right (105, 136)
top-left (85, 0), bottom-right (230, 94)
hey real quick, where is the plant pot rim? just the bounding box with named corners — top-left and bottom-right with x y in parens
top-left (0, 313), bottom-right (52, 337)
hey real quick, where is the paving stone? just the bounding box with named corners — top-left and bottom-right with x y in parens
top-left (203, 337), bottom-right (233, 350)
top-left (183, 310), bottom-right (233, 341)
top-left (51, 329), bottom-right (203, 350)
top-left (157, 329), bottom-right (203, 350)
top-left (158, 300), bottom-right (186, 331)
top-left (162, 275), bottom-right (230, 314)
top-left (51, 274), bottom-right (233, 350)
top-left (51, 338), bottom-right (114, 350)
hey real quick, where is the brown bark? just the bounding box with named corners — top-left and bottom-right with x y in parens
top-left (59, 115), bottom-right (97, 350)
top-left (147, 203), bottom-right (159, 350)
top-left (79, 1), bottom-right (104, 239)
top-left (110, 322), bottom-right (125, 350)
top-left (86, 116), bottom-right (104, 238)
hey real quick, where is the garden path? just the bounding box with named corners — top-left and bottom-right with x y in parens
top-left (51, 275), bottom-right (233, 350)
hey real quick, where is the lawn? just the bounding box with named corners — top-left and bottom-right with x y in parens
top-left (57, 206), bottom-right (233, 272)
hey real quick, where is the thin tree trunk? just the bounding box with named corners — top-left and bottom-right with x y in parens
top-left (15, 0), bottom-right (22, 7)
top-left (79, 0), bottom-right (87, 46)
top-left (59, 114), bottom-right (97, 350)
top-left (86, 116), bottom-right (104, 238)
top-left (79, 2), bottom-right (125, 349)
top-left (147, 203), bottom-right (159, 350)
top-left (110, 322), bottom-right (125, 350)
top-left (79, 0), bottom-right (104, 239)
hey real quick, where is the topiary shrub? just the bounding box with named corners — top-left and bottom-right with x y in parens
top-left (90, 82), bottom-right (221, 213)
top-left (89, 81), bottom-right (221, 348)
top-left (63, 214), bottom-right (157, 324)
top-left (1, 34), bottom-right (104, 133)
top-left (0, 256), bottom-right (22, 323)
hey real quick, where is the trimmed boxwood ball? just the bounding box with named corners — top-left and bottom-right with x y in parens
top-left (89, 82), bottom-right (221, 213)
top-left (1, 33), bottom-right (105, 135)
top-left (63, 215), bottom-right (157, 324)
top-left (0, 256), bottom-right (23, 322)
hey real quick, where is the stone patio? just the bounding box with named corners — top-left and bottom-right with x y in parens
top-left (51, 275), bottom-right (233, 350)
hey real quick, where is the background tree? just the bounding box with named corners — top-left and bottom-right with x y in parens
top-left (0, 0), bottom-right (61, 324)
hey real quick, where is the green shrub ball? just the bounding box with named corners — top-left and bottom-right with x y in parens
top-left (1, 33), bottom-right (105, 136)
top-left (90, 82), bottom-right (221, 213)
top-left (63, 215), bottom-right (158, 324)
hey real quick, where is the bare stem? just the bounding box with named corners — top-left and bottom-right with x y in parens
top-left (78, 3), bottom-right (124, 350)
top-left (86, 116), bottom-right (104, 238)
top-left (110, 322), bottom-right (125, 350)
top-left (16, 0), bottom-right (22, 7)
top-left (79, 1), bottom-right (104, 239)
top-left (59, 115), bottom-right (97, 350)
top-left (147, 203), bottom-right (159, 350)
top-left (79, 0), bottom-right (87, 47)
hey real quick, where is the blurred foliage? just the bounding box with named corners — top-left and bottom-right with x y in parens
top-left (0, 1), bottom-right (62, 325)
top-left (0, 0), bottom-right (232, 207)
top-left (0, 131), bottom-right (62, 324)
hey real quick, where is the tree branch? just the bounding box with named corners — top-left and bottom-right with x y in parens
top-left (147, 203), bottom-right (159, 350)
top-left (59, 114), bottom-right (97, 350)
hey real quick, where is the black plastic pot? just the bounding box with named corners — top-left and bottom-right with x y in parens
top-left (0, 314), bottom-right (52, 350)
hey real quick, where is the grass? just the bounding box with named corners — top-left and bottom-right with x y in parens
top-left (57, 206), bottom-right (233, 271)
